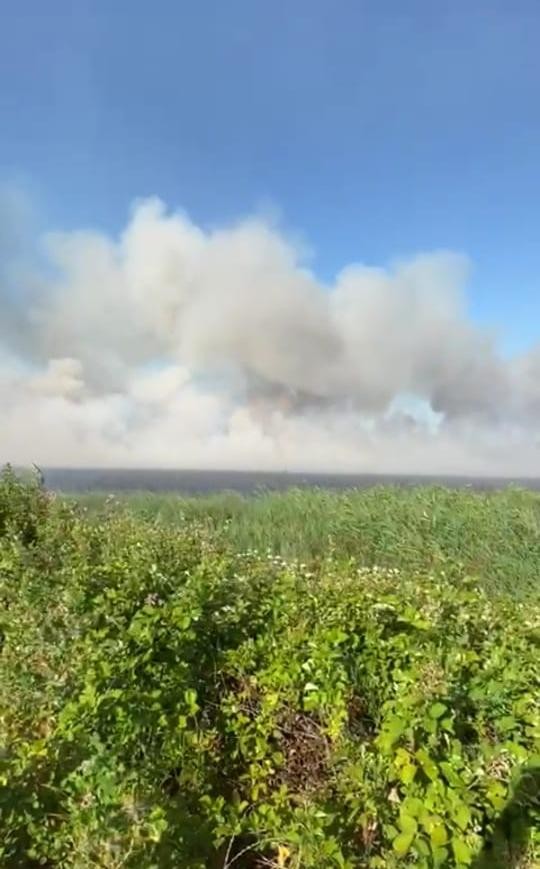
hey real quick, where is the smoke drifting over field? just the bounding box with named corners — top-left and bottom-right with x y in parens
top-left (1, 194), bottom-right (539, 475)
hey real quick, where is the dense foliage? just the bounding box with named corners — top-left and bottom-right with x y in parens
top-left (1, 468), bottom-right (539, 867)
top-left (77, 484), bottom-right (540, 598)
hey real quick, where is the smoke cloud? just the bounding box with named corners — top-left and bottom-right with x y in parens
top-left (1, 193), bottom-right (539, 475)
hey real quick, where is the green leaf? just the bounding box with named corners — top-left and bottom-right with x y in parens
top-left (416, 748), bottom-right (438, 781)
top-left (398, 812), bottom-right (418, 835)
top-left (184, 688), bottom-right (199, 714)
top-left (402, 797), bottom-right (424, 817)
top-left (377, 716), bottom-right (407, 752)
top-left (497, 715), bottom-right (516, 732)
top-left (454, 803), bottom-right (471, 831)
top-left (393, 831), bottom-right (415, 856)
top-left (430, 824), bottom-right (448, 847)
top-left (432, 845), bottom-right (449, 867)
top-left (504, 741), bottom-right (528, 761)
top-left (452, 838), bottom-right (473, 864)
top-left (399, 762), bottom-right (417, 784)
top-left (440, 761), bottom-right (463, 787)
top-left (429, 702), bottom-right (447, 719)
top-left (415, 836), bottom-right (430, 857)
top-left (487, 781), bottom-right (507, 811)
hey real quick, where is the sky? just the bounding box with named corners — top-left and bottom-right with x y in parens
top-left (1, 1), bottom-right (540, 474)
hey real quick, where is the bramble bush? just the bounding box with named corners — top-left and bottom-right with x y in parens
top-left (0, 467), bottom-right (539, 867)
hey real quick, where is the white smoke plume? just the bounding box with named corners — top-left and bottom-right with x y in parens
top-left (1, 193), bottom-right (539, 475)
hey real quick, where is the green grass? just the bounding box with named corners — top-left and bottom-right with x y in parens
top-left (73, 485), bottom-right (540, 598)
top-left (1, 469), bottom-right (539, 868)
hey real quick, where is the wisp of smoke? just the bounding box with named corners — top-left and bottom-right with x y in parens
top-left (1, 194), bottom-right (539, 475)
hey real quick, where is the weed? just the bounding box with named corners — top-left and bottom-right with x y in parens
top-left (1, 467), bottom-right (539, 867)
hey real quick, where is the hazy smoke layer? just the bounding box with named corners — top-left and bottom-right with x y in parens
top-left (1, 194), bottom-right (539, 475)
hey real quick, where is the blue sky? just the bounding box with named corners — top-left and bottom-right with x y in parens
top-left (1, 0), bottom-right (539, 351)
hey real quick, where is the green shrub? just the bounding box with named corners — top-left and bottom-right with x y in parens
top-left (0, 473), bottom-right (538, 867)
